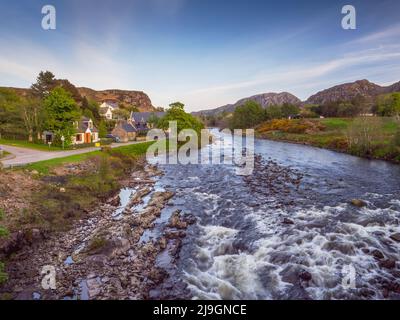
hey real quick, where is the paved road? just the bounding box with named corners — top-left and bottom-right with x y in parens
top-left (0, 141), bottom-right (146, 168)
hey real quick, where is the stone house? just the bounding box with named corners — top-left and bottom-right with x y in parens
top-left (112, 121), bottom-right (137, 142)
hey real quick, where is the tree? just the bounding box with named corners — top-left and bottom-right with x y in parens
top-left (43, 87), bottom-right (81, 146)
top-left (377, 93), bottom-right (400, 118)
top-left (19, 96), bottom-right (44, 142)
top-left (31, 71), bottom-right (57, 98)
top-left (98, 121), bottom-right (108, 138)
top-left (158, 102), bottom-right (204, 135)
top-left (0, 88), bottom-right (26, 139)
top-left (169, 101), bottom-right (185, 111)
top-left (229, 101), bottom-right (265, 129)
top-left (280, 103), bottom-right (300, 118)
top-left (265, 105), bottom-right (283, 120)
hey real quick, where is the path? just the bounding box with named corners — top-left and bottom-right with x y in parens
top-left (0, 141), bottom-right (145, 167)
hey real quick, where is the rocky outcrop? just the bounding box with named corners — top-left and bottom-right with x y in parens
top-left (77, 88), bottom-right (155, 112)
top-left (305, 79), bottom-right (392, 105)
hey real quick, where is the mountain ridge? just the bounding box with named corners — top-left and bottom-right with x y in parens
top-left (195, 79), bottom-right (400, 116)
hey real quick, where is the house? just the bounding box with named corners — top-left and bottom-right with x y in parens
top-left (72, 117), bottom-right (100, 145)
top-left (42, 117), bottom-right (100, 145)
top-left (99, 101), bottom-right (118, 120)
top-left (130, 112), bottom-right (165, 131)
top-left (112, 120), bottom-right (137, 142)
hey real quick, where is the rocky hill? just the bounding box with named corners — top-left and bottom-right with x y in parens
top-left (77, 88), bottom-right (155, 112)
top-left (1, 86), bottom-right (155, 112)
top-left (195, 80), bottom-right (400, 116)
top-left (305, 79), bottom-right (396, 105)
top-left (195, 92), bottom-right (302, 116)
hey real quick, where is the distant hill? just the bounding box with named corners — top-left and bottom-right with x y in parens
top-left (305, 79), bottom-right (392, 105)
top-left (1, 85), bottom-right (155, 112)
top-left (195, 80), bottom-right (400, 116)
top-left (77, 87), bottom-right (155, 112)
top-left (194, 92), bottom-right (302, 116)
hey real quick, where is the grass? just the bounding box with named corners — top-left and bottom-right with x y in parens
top-left (257, 117), bottom-right (400, 163)
top-left (24, 141), bottom-right (155, 175)
top-left (0, 138), bottom-right (64, 151)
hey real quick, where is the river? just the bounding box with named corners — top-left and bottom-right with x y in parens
top-left (149, 129), bottom-right (400, 300)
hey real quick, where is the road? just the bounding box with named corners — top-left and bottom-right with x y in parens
top-left (0, 141), bottom-right (146, 168)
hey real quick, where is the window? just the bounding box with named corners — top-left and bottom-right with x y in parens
top-left (76, 134), bottom-right (82, 142)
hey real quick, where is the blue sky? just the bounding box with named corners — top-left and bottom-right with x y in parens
top-left (0, 0), bottom-right (399, 111)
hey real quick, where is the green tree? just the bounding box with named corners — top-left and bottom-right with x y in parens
top-left (0, 88), bottom-right (26, 139)
top-left (377, 93), bottom-right (400, 118)
top-left (158, 102), bottom-right (204, 135)
top-left (230, 101), bottom-right (265, 129)
top-left (43, 87), bottom-right (81, 146)
top-left (98, 121), bottom-right (108, 138)
top-left (265, 105), bottom-right (283, 120)
top-left (31, 71), bottom-right (57, 98)
top-left (280, 103), bottom-right (300, 118)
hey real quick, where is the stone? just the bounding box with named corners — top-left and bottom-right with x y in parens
top-left (371, 249), bottom-right (384, 260)
top-left (59, 187), bottom-right (66, 193)
top-left (283, 218), bottom-right (294, 225)
top-left (350, 199), bottom-right (366, 208)
top-left (379, 259), bottom-right (396, 269)
top-left (299, 270), bottom-right (312, 281)
top-left (390, 233), bottom-right (400, 242)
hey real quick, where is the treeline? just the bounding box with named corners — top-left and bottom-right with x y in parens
top-left (228, 101), bottom-right (300, 129)
top-left (201, 92), bottom-right (400, 130)
top-left (0, 71), bottom-right (106, 145)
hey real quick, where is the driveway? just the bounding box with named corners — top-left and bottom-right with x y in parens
top-left (0, 141), bottom-right (146, 168)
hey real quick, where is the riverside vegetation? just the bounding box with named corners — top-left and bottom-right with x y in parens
top-left (201, 91), bottom-right (400, 163)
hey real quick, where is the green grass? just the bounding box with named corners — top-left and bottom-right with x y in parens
top-left (0, 138), bottom-right (64, 151)
top-left (23, 141), bottom-right (155, 174)
top-left (25, 152), bottom-right (100, 174)
top-left (320, 118), bottom-right (351, 130)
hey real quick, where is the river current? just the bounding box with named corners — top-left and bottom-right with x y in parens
top-left (151, 129), bottom-right (400, 300)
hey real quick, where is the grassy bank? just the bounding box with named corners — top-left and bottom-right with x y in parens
top-left (256, 117), bottom-right (400, 163)
top-left (24, 141), bottom-right (155, 174)
top-left (0, 138), bottom-right (65, 151)
top-left (1, 141), bottom-right (155, 236)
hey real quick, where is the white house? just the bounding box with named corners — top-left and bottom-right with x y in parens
top-left (99, 101), bottom-right (118, 120)
top-left (72, 117), bottom-right (100, 145)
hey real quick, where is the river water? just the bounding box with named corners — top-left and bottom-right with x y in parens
top-left (152, 129), bottom-right (400, 300)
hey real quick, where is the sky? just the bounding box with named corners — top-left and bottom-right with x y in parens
top-left (0, 0), bottom-right (400, 112)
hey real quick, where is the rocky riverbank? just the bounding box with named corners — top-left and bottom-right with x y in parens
top-left (0, 163), bottom-right (194, 300)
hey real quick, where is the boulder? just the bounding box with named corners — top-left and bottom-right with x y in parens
top-left (390, 233), bottom-right (400, 242)
top-left (350, 199), bottom-right (366, 208)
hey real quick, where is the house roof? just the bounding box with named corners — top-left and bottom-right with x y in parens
top-left (115, 121), bottom-right (137, 132)
top-left (131, 112), bottom-right (165, 123)
top-left (77, 117), bottom-right (98, 133)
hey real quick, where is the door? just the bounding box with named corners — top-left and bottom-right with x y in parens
top-left (85, 133), bottom-right (91, 143)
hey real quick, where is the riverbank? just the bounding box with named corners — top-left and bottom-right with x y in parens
top-left (255, 117), bottom-right (400, 164)
top-left (0, 141), bottom-right (183, 299)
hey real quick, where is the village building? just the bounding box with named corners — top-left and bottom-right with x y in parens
top-left (42, 117), bottom-right (100, 145)
top-left (111, 120), bottom-right (137, 142)
top-left (130, 111), bottom-right (165, 131)
top-left (72, 117), bottom-right (100, 144)
top-left (99, 100), bottom-right (119, 120)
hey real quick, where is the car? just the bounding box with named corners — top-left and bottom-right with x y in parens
top-left (105, 134), bottom-right (121, 143)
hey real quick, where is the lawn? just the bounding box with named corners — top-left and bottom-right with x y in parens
top-left (0, 138), bottom-right (64, 151)
top-left (24, 141), bottom-right (155, 174)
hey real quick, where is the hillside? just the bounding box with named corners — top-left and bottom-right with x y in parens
top-left (77, 88), bottom-right (155, 112)
top-left (194, 92), bottom-right (301, 116)
top-left (0, 86), bottom-right (155, 112)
